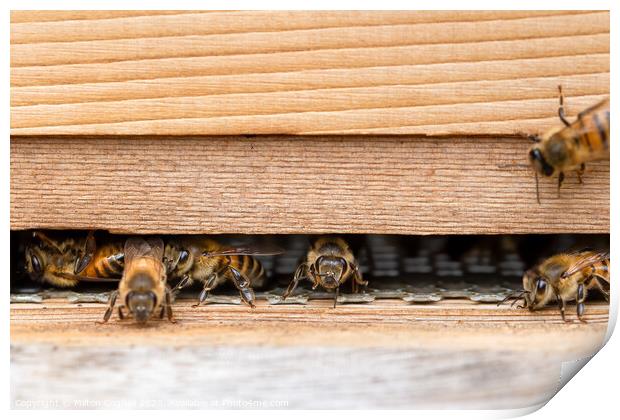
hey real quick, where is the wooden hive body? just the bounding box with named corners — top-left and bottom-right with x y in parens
top-left (9, 11), bottom-right (610, 410)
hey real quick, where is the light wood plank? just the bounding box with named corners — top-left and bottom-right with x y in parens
top-left (11, 33), bottom-right (609, 89)
top-left (11, 12), bottom-right (609, 67)
top-left (9, 54), bottom-right (610, 107)
top-left (10, 11), bottom-right (586, 42)
top-left (10, 11), bottom-right (609, 136)
top-left (10, 75), bottom-right (610, 131)
top-left (10, 299), bottom-right (608, 409)
top-left (9, 10), bottom-right (213, 24)
top-left (10, 136), bottom-right (609, 234)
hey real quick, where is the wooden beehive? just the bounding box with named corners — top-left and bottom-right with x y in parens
top-left (10, 10), bottom-right (610, 409)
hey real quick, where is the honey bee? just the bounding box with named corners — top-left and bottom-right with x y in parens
top-left (282, 236), bottom-right (367, 307)
top-left (528, 86), bottom-right (609, 203)
top-left (24, 231), bottom-right (116, 287)
top-left (102, 237), bottom-right (174, 324)
top-left (74, 232), bottom-right (125, 279)
top-left (500, 250), bottom-right (610, 322)
top-left (164, 237), bottom-right (281, 308)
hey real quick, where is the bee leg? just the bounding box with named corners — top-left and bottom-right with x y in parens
top-left (557, 85), bottom-right (571, 127)
top-left (283, 263), bottom-right (309, 300)
top-left (171, 274), bottom-right (191, 295)
top-left (75, 230), bottom-right (97, 274)
top-left (75, 233), bottom-right (94, 274)
top-left (169, 275), bottom-right (191, 304)
top-left (118, 306), bottom-right (125, 320)
top-left (557, 172), bottom-right (565, 197)
top-left (555, 294), bottom-right (567, 322)
top-left (282, 278), bottom-right (300, 300)
top-left (576, 163), bottom-right (586, 184)
top-left (333, 286), bottom-right (340, 308)
top-left (192, 274), bottom-right (217, 307)
top-left (533, 171), bottom-right (542, 204)
top-left (99, 290), bottom-right (118, 323)
top-left (350, 262), bottom-right (368, 294)
top-left (577, 303), bottom-right (586, 323)
top-left (228, 266), bottom-right (256, 308)
top-left (577, 283), bottom-right (587, 323)
top-left (308, 263), bottom-right (321, 290)
top-left (165, 289), bottom-right (176, 323)
top-left (596, 278), bottom-right (610, 302)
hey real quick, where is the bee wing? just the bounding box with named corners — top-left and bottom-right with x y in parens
top-left (566, 247), bottom-right (593, 256)
top-left (562, 251), bottom-right (610, 279)
top-left (202, 245), bottom-right (284, 257)
top-left (145, 237), bottom-right (165, 260)
top-left (124, 237), bottom-right (165, 262)
top-left (61, 273), bottom-right (121, 282)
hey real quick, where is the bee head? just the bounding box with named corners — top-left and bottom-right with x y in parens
top-left (315, 256), bottom-right (347, 289)
top-left (24, 245), bottom-right (45, 281)
top-left (522, 270), bottom-right (551, 309)
top-left (163, 242), bottom-right (193, 276)
top-left (126, 290), bottom-right (157, 323)
top-left (528, 147), bottom-right (555, 177)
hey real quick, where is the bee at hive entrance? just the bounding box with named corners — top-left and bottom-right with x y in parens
top-left (10, 231), bottom-right (611, 410)
top-left (11, 231), bottom-right (610, 323)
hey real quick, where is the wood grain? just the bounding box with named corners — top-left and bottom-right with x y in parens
top-left (10, 136), bottom-right (609, 234)
top-left (10, 299), bottom-right (610, 328)
top-left (10, 11), bottom-right (609, 136)
top-left (11, 299), bottom-right (608, 409)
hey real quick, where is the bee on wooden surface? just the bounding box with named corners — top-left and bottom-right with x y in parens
top-left (102, 237), bottom-right (174, 324)
top-left (528, 86), bottom-right (609, 203)
top-left (282, 236), bottom-right (367, 308)
top-left (24, 231), bottom-right (115, 287)
top-left (164, 237), bottom-right (281, 308)
top-left (500, 250), bottom-right (610, 322)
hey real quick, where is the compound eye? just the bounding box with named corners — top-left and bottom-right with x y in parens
top-left (536, 278), bottom-right (547, 293)
top-left (178, 250), bottom-right (189, 264)
top-left (31, 254), bottom-right (42, 274)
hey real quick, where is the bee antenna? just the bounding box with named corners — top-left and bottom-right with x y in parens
top-left (32, 231), bottom-right (63, 253)
top-left (498, 293), bottom-right (517, 306)
top-left (497, 290), bottom-right (528, 307)
top-left (534, 172), bottom-right (541, 204)
top-left (510, 295), bottom-right (526, 308)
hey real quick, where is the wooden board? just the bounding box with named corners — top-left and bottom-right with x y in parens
top-left (10, 299), bottom-right (610, 327)
top-left (10, 10), bottom-right (609, 136)
top-left (10, 136), bottom-right (609, 234)
top-left (10, 299), bottom-right (609, 409)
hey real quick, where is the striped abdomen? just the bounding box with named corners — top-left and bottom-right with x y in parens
top-left (585, 257), bottom-right (610, 284)
top-left (570, 98), bottom-right (610, 161)
top-left (82, 243), bottom-right (125, 278)
top-left (226, 255), bottom-right (266, 288)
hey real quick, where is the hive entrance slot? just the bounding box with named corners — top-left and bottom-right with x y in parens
top-left (11, 231), bottom-right (609, 310)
